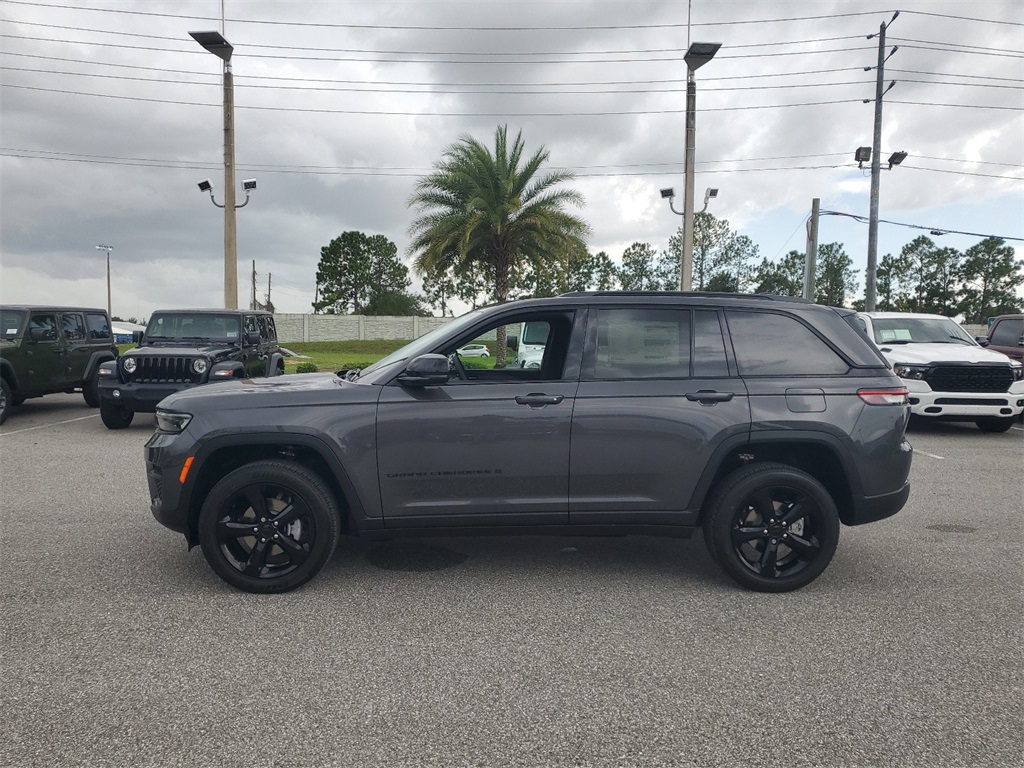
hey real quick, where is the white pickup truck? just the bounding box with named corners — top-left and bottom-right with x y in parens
top-left (856, 312), bottom-right (1024, 433)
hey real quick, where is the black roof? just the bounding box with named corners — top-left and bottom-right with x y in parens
top-left (0, 305), bottom-right (108, 313)
top-left (149, 308), bottom-right (275, 315)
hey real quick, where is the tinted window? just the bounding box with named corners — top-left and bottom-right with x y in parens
top-left (29, 314), bottom-right (59, 341)
top-left (1, 309), bottom-right (26, 339)
top-left (694, 310), bottom-right (729, 377)
top-left (990, 318), bottom-right (1023, 347)
top-left (85, 312), bottom-right (111, 340)
top-left (594, 309), bottom-right (691, 379)
top-left (244, 315), bottom-right (258, 336)
top-left (727, 311), bottom-right (849, 376)
top-left (62, 313), bottom-right (86, 341)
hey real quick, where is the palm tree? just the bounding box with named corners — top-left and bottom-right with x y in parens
top-left (408, 125), bottom-right (589, 364)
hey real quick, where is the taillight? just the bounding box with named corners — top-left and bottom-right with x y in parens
top-left (858, 387), bottom-right (909, 405)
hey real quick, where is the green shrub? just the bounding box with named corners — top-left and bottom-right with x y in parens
top-left (295, 362), bottom-right (319, 373)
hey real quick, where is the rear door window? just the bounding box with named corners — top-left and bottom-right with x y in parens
top-left (726, 311), bottom-right (849, 376)
top-left (591, 308), bottom-right (691, 380)
top-left (61, 312), bottom-right (86, 341)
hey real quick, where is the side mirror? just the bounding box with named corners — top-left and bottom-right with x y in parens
top-left (132, 330), bottom-right (144, 344)
top-left (506, 334), bottom-right (519, 351)
top-left (397, 354), bottom-right (450, 387)
top-left (245, 332), bottom-right (261, 345)
top-left (975, 336), bottom-right (989, 347)
top-left (28, 327), bottom-right (51, 342)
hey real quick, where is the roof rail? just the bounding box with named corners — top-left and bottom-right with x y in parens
top-left (557, 290), bottom-right (813, 304)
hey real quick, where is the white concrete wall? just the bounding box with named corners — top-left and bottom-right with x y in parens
top-left (275, 314), bottom-right (452, 343)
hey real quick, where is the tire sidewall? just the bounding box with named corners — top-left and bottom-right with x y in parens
top-left (198, 460), bottom-right (341, 593)
top-left (83, 368), bottom-right (101, 408)
top-left (704, 463), bottom-right (840, 593)
top-left (0, 379), bottom-right (10, 425)
top-left (100, 398), bottom-right (133, 429)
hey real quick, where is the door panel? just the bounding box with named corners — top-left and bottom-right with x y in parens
top-left (569, 377), bottom-right (749, 518)
top-left (376, 381), bottom-right (578, 522)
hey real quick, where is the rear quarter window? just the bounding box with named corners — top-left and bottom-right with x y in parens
top-left (726, 310), bottom-right (849, 376)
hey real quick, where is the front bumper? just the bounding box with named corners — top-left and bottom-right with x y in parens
top-left (99, 379), bottom-right (202, 414)
top-left (145, 430), bottom-right (192, 541)
top-left (904, 384), bottom-right (1024, 420)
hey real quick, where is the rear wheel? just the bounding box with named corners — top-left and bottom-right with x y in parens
top-left (0, 379), bottom-right (11, 425)
top-left (975, 416), bottom-right (1015, 433)
top-left (82, 368), bottom-right (101, 407)
top-left (703, 462), bottom-right (840, 592)
top-left (100, 399), bottom-right (134, 429)
top-left (198, 460), bottom-right (341, 593)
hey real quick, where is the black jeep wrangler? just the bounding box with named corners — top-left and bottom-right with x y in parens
top-left (98, 308), bottom-right (284, 429)
top-left (0, 305), bottom-right (118, 425)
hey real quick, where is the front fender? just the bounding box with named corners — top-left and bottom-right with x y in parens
top-left (210, 360), bottom-right (245, 380)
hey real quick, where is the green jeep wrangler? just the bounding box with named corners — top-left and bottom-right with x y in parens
top-left (0, 305), bottom-right (119, 425)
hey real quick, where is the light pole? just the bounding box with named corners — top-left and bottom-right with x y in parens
top-left (661, 187), bottom-right (719, 289)
top-left (190, 30), bottom-right (239, 309)
top-left (94, 244), bottom-right (113, 317)
top-left (678, 42), bottom-right (721, 291)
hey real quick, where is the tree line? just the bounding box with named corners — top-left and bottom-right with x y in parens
top-left (312, 124), bottom-right (1022, 323)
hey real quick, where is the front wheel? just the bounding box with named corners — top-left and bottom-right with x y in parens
top-left (100, 399), bottom-right (134, 429)
top-left (975, 416), bottom-right (1015, 433)
top-left (703, 463), bottom-right (840, 593)
top-left (198, 460), bottom-right (341, 593)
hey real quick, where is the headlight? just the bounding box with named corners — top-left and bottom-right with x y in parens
top-left (122, 357), bottom-right (137, 374)
top-left (893, 363), bottom-right (928, 380)
top-left (1012, 362), bottom-right (1023, 381)
top-left (193, 359), bottom-right (209, 374)
top-left (155, 410), bottom-right (192, 434)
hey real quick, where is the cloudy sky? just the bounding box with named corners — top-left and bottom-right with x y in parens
top-left (1, 0), bottom-right (1021, 319)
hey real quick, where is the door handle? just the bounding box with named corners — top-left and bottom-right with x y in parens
top-left (515, 393), bottom-right (564, 407)
top-left (685, 390), bottom-right (734, 404)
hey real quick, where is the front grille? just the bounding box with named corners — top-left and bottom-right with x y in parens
top-left (927, 365), bottom-right (1013, 393)
top-left (126, 356), bottom-right (204, 384)
top-left (934, 397), bottom-right (1009, 406)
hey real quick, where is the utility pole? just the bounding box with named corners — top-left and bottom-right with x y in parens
top-left (865, 11), bottom-right (899, 312)
top-left (804, 198), bottom-right (819, 301)
top-left (251, 260), bottom-right (257, 310)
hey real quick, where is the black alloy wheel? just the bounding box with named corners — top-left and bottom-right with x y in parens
top-left (198, 460), bottom-right (341, 593)
top-left (703, 463), bottom-right (840, 593)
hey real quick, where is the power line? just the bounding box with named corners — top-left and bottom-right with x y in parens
top-left (0, 2), bottom-right (908, 31)
top-left (820, 209), bottom-right (1023, 241)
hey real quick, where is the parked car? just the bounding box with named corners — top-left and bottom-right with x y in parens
top-left (456, 343), bottom-right (490, 358)
top-left (856, 312), bottom-right (1024, 432)
top-left (0, 305), bottom-right (118, 425)
top-left (145, 292), bottom-right (913, 594)
top-left (98, 308), bottom-right (284, 429)
top-left (976, 313), bottom-right (1024, 363)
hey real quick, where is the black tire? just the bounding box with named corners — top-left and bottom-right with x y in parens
top-left (975, 417), bottom-right (1015, 433)
top-left (198, 460), bottom-right (341, 593)
top-left (0, 379), bottom-right (11, 425)
top-left (82, 368), bottom-right (101, 408)
top-left (100, 399), bottom-right (134, 429)
top-left (703, 462), bottom-right (840, 593)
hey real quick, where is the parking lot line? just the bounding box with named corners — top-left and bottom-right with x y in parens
top-left (1, 413), bottom-right (100, 435)
top-left (916, 450), bottom-right (946, 460)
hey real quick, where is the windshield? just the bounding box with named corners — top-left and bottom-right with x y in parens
top-left (1, 310), bottom-right (26, 339)
top-left (146, 313), bottom-right (241, 342)
top-left (871, 317), bottom-right (977, 346)
top-left (355, 310), bottom-right (481, 378)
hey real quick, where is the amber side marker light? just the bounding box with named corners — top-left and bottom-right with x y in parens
top-left (858, 387), bottom-right (909, 405)
top-left (179, 456), bottom-right (195, 484)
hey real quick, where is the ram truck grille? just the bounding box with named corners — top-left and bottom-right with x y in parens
top-left (927, 365), bottom-right (1013, 393)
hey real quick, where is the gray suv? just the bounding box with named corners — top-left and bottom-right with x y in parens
top-left (145, 293), bottom-right (913, 594)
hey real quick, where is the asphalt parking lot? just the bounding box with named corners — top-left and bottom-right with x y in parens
top-left (1, 394), bottom-right (1021, 768)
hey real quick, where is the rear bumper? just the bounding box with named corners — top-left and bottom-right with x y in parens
top-left (846, 480), bottom-right (911, 526)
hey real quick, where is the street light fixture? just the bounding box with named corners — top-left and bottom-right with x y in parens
top-left (662, 187), bottom-right (720, 215)
top-left (190, 30), bottom-right (240, 309)
top-left (887, 151), bottom-right (907, 169)
top-left (196, 177), bottom-right (255, 209)
top-left (679, 41), bottom-right (721, 291)
top-left (94, 244), bottom-right (113, 318)
top-left (855, 146), bottom-right (872, 167)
